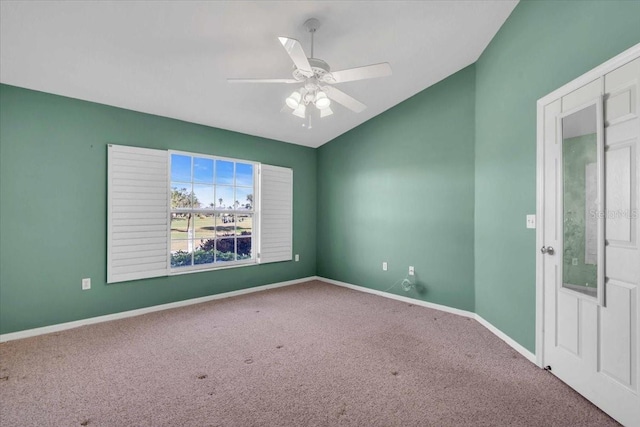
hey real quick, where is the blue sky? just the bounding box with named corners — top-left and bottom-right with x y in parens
top-left (171, 154), bottom-right (253, 209)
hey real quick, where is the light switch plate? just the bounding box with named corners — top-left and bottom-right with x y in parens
top-left (526, 214), bottom-right (536, 229)
top-left (382, 262), bottom-right (388, 271)
top-left (82, 278), bottom-right (91, 290)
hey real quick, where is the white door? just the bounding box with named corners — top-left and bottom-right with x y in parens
top-left (541, 57), bottom-right (640, 426)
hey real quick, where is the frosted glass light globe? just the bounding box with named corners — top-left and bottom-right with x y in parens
top-left (315, 91), bottom-right (331, 109)
top-left (286, 91), bottom-right (301, 109)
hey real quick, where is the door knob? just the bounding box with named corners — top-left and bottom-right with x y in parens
top-left (541, 246), bottom-right (555, 255)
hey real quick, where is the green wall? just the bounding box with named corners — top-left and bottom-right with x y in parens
top-left (474, 0), bottom-right (640, 351)
top-left (316, 0), bottom-right (640, 352)
top-left (0, 84), bottom-right (317, 334)
top-left (317, 65), bottom-right (476, 311)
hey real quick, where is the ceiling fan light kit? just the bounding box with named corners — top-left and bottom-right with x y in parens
top-left (315, 91), bottom-right (330, 109)
top-left (320, 107), bottom-right (334, 118)
top-left (292, 103), bottom-right (306, 118)
top-left (286, 90), bottom-right (302, 109)
top-left (228, 18), bottom-right (392, 125)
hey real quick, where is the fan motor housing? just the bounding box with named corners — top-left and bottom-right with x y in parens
top-left (293, 58), bottom-right (331, 81)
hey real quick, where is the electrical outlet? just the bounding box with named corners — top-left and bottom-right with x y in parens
top-left (82, 278), bottom-right (91, 290)
top-left (572, 258), bottom-right (578, 266)
top-left (526, 214), bottom-right (536, 229)
top-left (409, 266), bottom-right (415, 276)
top-left (382, 262), bottom-right (388, 271)
top-left (295, 254), bottom-right (299, 262)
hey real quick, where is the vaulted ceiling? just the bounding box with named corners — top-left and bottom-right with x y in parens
top-left (0, 1), bottom-right (517, 148)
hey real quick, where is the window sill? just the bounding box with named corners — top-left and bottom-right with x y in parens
top-left (169, 259), bottom-right (258, 276)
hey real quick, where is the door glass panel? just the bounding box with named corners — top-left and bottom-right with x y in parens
top-left (561, 103), bottom-right (599, 297)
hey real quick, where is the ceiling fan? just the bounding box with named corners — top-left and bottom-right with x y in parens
top-left (228, 18), bottom-right (392, 123)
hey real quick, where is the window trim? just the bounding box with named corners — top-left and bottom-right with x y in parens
top-left (167, 150), bottom-right (260, 275)
top-left (107, 144), bottom-right (292, 284)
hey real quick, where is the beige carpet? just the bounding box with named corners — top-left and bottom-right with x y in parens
top-left (0, 280), bottom-right (618, 426)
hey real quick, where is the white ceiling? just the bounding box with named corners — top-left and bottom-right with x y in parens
top-left (0, 1), bottom-right (517, 148)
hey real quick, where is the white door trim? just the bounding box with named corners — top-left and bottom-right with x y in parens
top-left (535, 42), bottom-right (640, 368)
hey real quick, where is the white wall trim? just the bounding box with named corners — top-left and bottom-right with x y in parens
top-left (319, 276), bottom-right (536, 364)
top-left (320, 276), bottom-right (475, 318)
top-left (535, 93), bottom-right (546, 368)
top-left (474, 314), bottom-right (537, 364)
top-left (0, 276), bottom-right (316, 343)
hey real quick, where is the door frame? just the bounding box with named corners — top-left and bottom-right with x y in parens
top-left (535, 42), bottom-right (640, 368)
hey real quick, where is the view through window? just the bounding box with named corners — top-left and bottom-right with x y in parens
top-left (170, 152), bottom-right (255, 269)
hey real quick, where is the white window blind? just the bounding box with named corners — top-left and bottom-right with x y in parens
top-left (107, 144), bottom-right (169, 283)
top-left (107, 146), bottom-right (293, 283)
top-left (259, 165), bottom-right (293, 263)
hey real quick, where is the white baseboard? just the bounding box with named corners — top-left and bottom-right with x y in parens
top-left (0, 276), bottom-right (316, 343)
top-left (474, 314), bottom-right (536, 364)
top-left (318, 276), bottom-right (537, 365)
top-left (320, 277), bottom-right (476, 318)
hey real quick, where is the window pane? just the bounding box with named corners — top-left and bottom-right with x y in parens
top-left (236, 214), bottom-right (252, 236)
top-left (171, 184), bottom-right (194, 209)
top-left (168, 154), bottom-right (258, 271)
top-left (216, 160), bottom-right (234, 185)
top-left (216, 213), bottom-right (235, 237)
top-left (235, 187), bottom-right (253, 210)
top-left (216, 238), bottom-right (235, 262)
top-left (193, 184), bottom-right (213, 209)
top-left (216, 186), bottom-right (234, 210)
top-left (171, 240), bottom-right (192, 268)
top-left (237, 237), bottom-right (252, 260)
top-left (194, 214), bottom-right (215, 239)
top-left (171, 214), bottom-right (193, 239)
top-left (171, 154), bottom-right (191, 182)
top-left (171, 239), bottom-right (190, 252)
top-left (236, 163), bottom-right (253, 187)
top-left (194, 241), bottom-right (215, 266)
top-left (193, 157), bottom-right (214, 184)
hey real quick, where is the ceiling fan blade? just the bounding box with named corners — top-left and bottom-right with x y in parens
top-left (227, 78), bottom-right (298, 84)
top-left (324, 62), bottom-right (392, 83)
top-left (324, 86), bottom-right (366, 113)
top-left (278, 37), bottom-right (313, 77)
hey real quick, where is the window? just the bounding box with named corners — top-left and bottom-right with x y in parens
top-left (169, 152), bottom-right (257, 270)
top-left (107, 144), bottom-right (292, 284)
